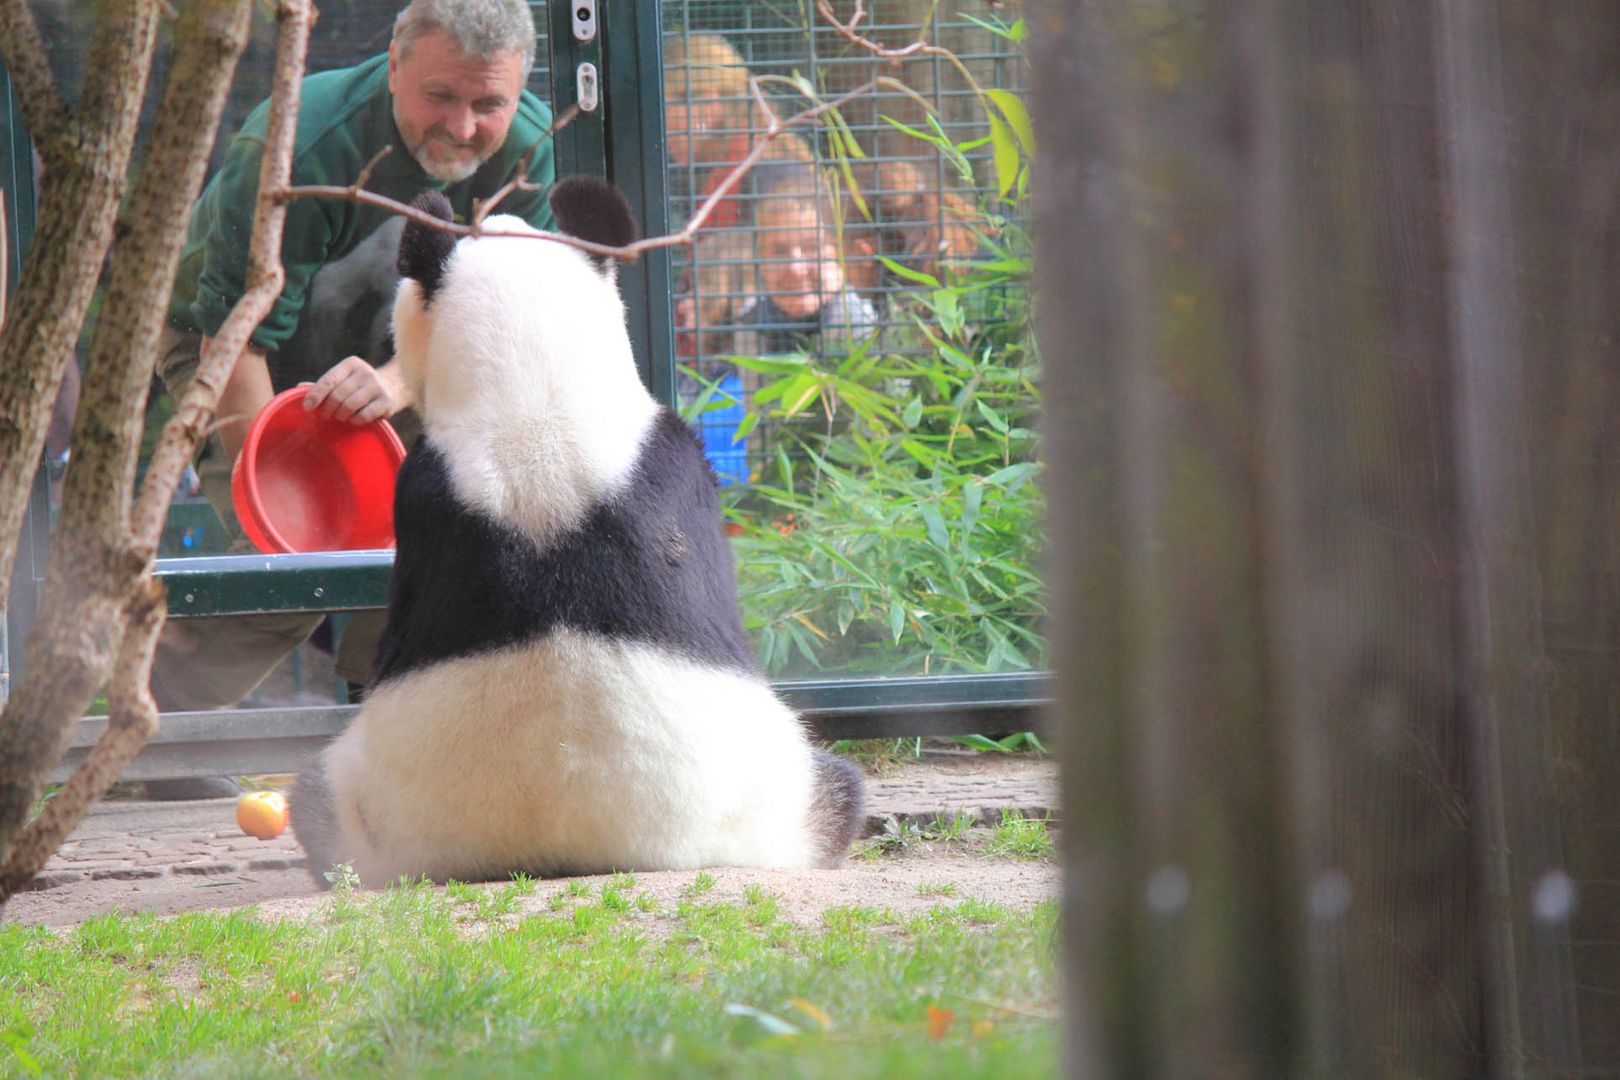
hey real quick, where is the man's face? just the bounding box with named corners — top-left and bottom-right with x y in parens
top-left (759, 202), bottom-right (840, 318)
top-left (389, 29), bottom-right (525, 183)
top-left (664, 96), bottom-right (728, 168)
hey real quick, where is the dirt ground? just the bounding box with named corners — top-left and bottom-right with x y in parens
top-left (6, 753), bottom-right (1060, 927)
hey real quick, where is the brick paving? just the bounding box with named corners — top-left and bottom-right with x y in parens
top-left (6, 754), bottom-right (1056, 926)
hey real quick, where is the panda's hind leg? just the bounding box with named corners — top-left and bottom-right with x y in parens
top-left (289, 757), bottom-right (341, 889)
top-left (809, 750), bottom-right (868, 864)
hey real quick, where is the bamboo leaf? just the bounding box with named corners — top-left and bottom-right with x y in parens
top-left (987, 89), bottom-right (1036, 156)
top-left (902, 396), bottom-right (924, 428)
top-left (726, 352), bottom-right (812, 376)
top-left (793, 612), bottom-right (831, 640)
top-left (987, 113), bottom-right (1019, 198)
top-left (975, 399), bottom-right (1010, 433)
top-left (921, 504), bottom-right (949, 550)
top-left (961, 480), bottom-right (984, 538)
top-left (823, 123), bottom-right (871, 219)
top-left (784, 376), bottom-right (822, 417)
top-left (880, 113), bottom-right (945, 148)
top-left (878, 255), bottom-right (940, 289)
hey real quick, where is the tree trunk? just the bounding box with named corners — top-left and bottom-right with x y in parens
top-left (0, 0), bottom-right (312, 908)
top-left (0, 0), bottom-right (159, 614)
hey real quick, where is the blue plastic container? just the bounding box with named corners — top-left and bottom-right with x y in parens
top-left (699, 373), bottom-right (748, 486)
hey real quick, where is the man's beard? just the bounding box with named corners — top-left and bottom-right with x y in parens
top-left (407, 126), bottom-right (491, 183)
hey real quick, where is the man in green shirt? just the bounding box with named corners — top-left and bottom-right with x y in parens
top-left (150, 0), bottom-right (556, 737)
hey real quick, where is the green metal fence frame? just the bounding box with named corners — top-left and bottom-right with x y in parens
top-left (1, 0), bottom-right (1048, 777)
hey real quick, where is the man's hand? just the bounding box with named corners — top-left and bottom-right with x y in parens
top-left (303, 356), bottom-right (411, 424)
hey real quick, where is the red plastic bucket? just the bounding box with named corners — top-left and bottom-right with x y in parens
top-left (230, 386), bottom-right (407, 554)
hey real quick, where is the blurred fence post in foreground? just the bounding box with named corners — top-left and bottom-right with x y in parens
top-left (1037, 1), bottom-right (1620, 1074)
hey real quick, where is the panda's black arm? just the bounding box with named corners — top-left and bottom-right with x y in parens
top-left (371, 446), bottom-right (454, 684)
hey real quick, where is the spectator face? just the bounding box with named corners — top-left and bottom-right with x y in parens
top-left (390, 29), bottom-right (525, 182)
top-left (759, 201), bottom-right (842, 319)
top-left (666, 96), bottom-right (731, 167)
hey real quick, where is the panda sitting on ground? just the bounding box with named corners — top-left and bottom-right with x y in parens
top-left (290, 177), bottom-right (866, 887)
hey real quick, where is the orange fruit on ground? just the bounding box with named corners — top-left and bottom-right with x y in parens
top-left (236, 790), bottom-right (290, 840)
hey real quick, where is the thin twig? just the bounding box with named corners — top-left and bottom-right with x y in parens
top-left (277, 76), bottom-right (901, 263)
top-left (815, 0), bottom-right (988, 98)
top-left (352, 144), bottom-right (393, 191)
top-left (469, 102), bottom-right (580, 227)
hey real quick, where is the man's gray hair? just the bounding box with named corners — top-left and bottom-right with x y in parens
top-left (393, 0), bottom-right (537, 75)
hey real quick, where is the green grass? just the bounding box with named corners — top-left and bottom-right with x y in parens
top-left (926, 810), bottom-right (980, 844)
top-left (0, 884), bottom-right (1056, 1078)
top-left (984, 812), bottom-right (1055, 861)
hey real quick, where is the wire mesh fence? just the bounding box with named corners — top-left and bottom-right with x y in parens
top-left (661, 1), bottom-right (1031, 481)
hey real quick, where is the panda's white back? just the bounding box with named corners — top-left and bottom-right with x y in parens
top-left (399, 212), bottom-right (660, 550)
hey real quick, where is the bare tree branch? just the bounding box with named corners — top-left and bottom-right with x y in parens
top-left (64, 0), bottom-right (259, 563)
top-left (0, 579), bottom-right (164, 904)
top-left (0, 0), bottom-right (68, 146)
top-left (0, 0), bottom-right (158, 640)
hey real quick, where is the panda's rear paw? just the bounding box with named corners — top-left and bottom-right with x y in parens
top-left (810, 750), bottom-right (868, 863)
top-left (288, 759), bottom-right (340, 888)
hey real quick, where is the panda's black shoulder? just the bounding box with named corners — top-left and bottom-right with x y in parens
top-left (635, 405), bottom-right (722, 494)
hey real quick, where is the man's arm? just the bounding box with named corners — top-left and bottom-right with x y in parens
top-left (210, 338), bottom-right (275, 463)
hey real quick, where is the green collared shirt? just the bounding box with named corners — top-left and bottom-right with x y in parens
top-left (168, 53), bottom-right (556, 357)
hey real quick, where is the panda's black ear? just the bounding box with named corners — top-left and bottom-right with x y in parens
top-left (549, 176), bottom-right (638, 266)
top-left (397, 191), bottom-right (457, 301)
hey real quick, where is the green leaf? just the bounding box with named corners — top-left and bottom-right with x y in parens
top-left (920, 504), bottom-right (949, 550)
top-left (901, 396), bottom-right (924, 429)
top-left (975, 399), bottom-right (1010, 434)
top-left (930, 289), bottom-right (965, 337)
top-left (987, 90), bottom-right (1036, 156)
top-left (889, 600), bottom-right (906, 643)
top-left (961, 480), bottom-right (984, 538)
top-left (725, 352), bottom-right (812, 376)
top-left (785, 379), bottom-right (822, 417)
top-left (733, 411), bottom-right (759, 443)
top-left (877, 255), bottom-right (940, 289)
top-left (985, 462), bottom-right (1041, 488)
top-left (950, 734), bottom-right (1013, 754)
top-left (823, 123), bottom-right (871, 220)
top-left (987, 113), bottom-right (1020, 198)
top-left (880, 113), bottom-right (947, 149)
top-left (958, 12), bottom-right (1027, 43)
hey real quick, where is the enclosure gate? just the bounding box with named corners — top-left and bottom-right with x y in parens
top-left (1, 0), bottom-right (1050, 782)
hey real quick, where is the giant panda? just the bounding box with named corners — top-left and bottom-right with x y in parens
top-left (290, 177), bottom-right (866, 887)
